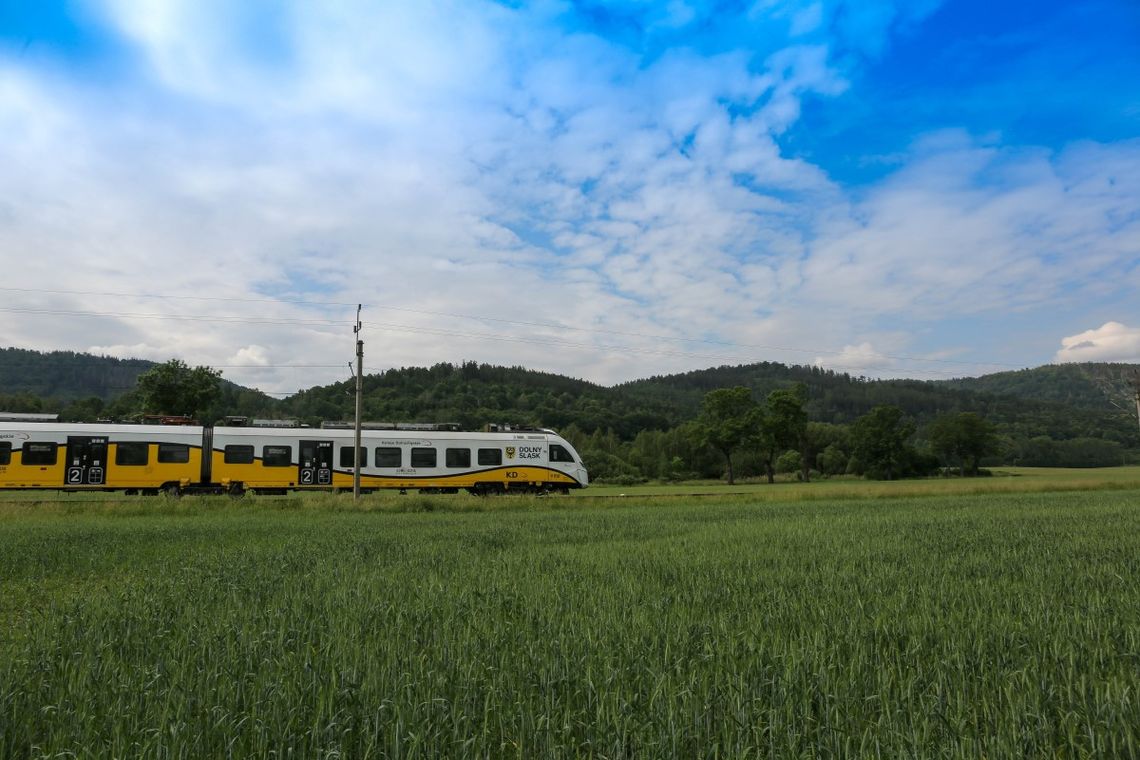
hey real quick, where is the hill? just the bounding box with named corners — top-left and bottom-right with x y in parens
top-left (618, 362), bottom-right (1139, 446)
top-left (0, 347), bottom-right (154, 402)
top-left (0, 347), bottom-right (279, 421)
top-left (937, 363), bottom-right (1140, 412)
top-left (278, 361), bottom-right (675, 439)
top-left (2, 348), bottom-right (1137, 459)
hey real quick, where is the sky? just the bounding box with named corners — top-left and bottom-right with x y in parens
top-left (1, 0), bottom-right (1138, 396)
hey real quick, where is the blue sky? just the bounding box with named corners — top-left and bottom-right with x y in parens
top-left (1, 0), bottom-right (1137, 393)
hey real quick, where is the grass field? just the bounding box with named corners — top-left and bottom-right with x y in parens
top-left (2, 474), bottom-right (1139, 757)
top-left (579, 465), bottom-right (1140, 500)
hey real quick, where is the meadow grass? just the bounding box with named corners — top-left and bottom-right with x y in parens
top-left (581, 465), bottom-right (1140, 501)
top-left (1, 482), bottom-right (1139, 757)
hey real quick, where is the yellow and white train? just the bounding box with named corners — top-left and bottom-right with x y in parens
top-left (0, 420), bottom-right (588, 496)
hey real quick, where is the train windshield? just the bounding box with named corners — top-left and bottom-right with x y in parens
top-left (549, 443), bottom-right (576, 463)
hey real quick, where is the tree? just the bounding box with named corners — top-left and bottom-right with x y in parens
top-left (851, 405), bottom-right (915, 480)
top-left (818, 442), bottom-right (849, 477)
top-left (61, 396), bottom-right (106, 422)
top-left (774, 449), bottom-right (801, 474)
top-left (928, 412), bottom-right (1000, 475)
top-left (694, 387), bottom-right (758, 485)
top-left (803, 421), bottom-right (846, 480)
top-left (756, 384), bottom-right (808, 483)
top-left (136, 359), bottom-right (222, 418)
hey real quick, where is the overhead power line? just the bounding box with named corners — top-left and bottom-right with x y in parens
top-left (361, 321), bottom-right (974, 378)
top-left (1, 287), bottom-right (1029, 374)
top-left (0, 286), bottom-right (357, 310)
top-left (0, 307), bottom-right (346, 328)
top-left (0, 307), bottom-right (985, 378)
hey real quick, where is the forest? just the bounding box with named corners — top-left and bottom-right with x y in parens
top-left (1, 348), bottom-right (1138, 481)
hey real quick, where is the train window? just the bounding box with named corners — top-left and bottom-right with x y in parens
top-left (0, 442), bottom-right (10, 465)
top-left (445, 448), bottom-right (471, 468)
top-left (375, 447), bottom-right (401, 468)
top-left (477, 448), bottom-right (502, 466)
top-left (23, 442), bottom-right (58, 465)
top-left (410, 447), bottom-right (436, 468)
top-left (263, 445), bottom-right (292, 467)
top-left (224, 445), bottom-right (255, 464)
top-left (549, 444), bottom-right (575, 463)
top-left (340, 446), bottom-right (367, 468)
top-left (158, 443), bottom-right (190, 464)
top-left (115, 442), bottom-right (149, 466)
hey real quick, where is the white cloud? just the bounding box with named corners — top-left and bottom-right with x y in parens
top-left (1055, 323), bottom-right (1140, 364)
top-left (815, 342), bottom-right (884, 371)
top-left (227, 345), bottom-right (271, 367)
top-left (801, 134), bottom-right (1140, 323)
top-left (86, 343), bottom-right (172, 362)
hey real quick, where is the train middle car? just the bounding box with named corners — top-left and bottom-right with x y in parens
top-left (0, 422), bottom-right (588, 495)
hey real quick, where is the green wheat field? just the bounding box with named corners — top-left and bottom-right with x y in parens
top-left (2, 471), bottom-right (1139, 757)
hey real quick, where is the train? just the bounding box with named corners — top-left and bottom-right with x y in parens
top-left (0, 419), bottom-right (589, 496)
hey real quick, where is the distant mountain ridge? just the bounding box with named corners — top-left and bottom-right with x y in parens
top-left (0, 347), bottom-right (155, 401)
top-left (615, 361), bottom-right (1139, 445)
top-left (1, 347), bottom-right (1137, 451)
top-left (937, 363), bottom-right (1140, 412)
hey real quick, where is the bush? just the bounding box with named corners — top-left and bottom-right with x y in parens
top-left (775, 450), bottom-right (801, 474)
top-left (598, 474), bottom-right (647, 486)
top-left (1013, 437), bottom-right (1126, 468)
top-left (817, 444), bottom-right (849, 477)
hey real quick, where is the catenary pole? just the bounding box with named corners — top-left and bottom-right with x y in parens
top-left (354, 304), bottom-right (363, 500)
top-left (1133, 374), bottom-right (1140, 436)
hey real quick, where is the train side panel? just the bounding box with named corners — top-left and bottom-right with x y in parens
top-left (106, 434), bottom-right (204, 490)
top-left (0, 436), bottom-right (67, 488)
top-left (0, 424), bottom-right (204, 491)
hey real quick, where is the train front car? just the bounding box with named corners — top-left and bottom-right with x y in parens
top-left (452, 428), bottom-right (574, 495)
top-left (541, 430), bottom-right (588, 491)
top-left (206, 423), bottom-right (588, 496)
top-left (357, 426), bottom-right (589, 495)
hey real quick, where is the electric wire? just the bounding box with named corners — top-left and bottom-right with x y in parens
top-left (0, 306), bottom-right (345, 328)
top-left (0, 286), bottom-right (1027, 371)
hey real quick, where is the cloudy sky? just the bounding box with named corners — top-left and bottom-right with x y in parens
top-left (1, 0), bottom-right (1138, 395)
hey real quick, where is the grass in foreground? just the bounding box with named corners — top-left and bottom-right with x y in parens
top-left (1, 488), bottom-right (1139, 757)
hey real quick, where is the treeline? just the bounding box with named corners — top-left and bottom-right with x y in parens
top-left (566, 385), bottom-right (1133, 484)
top-left (567, 385), bottom-right (984, 484)
top-left (0, 376), bottom-right (278, 425)
top-left (0, 348), bottom-right (153, 401)
top-left (941, 363), bottom-right (1140, 411)
top-left (278, 361), bottom-right (674, 437)
top-left (0, 382), bottom-right (280, 425)
top-left (618, 362), bottom-right (1140, 445)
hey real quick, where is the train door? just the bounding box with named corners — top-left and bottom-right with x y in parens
top-left (299, 440), bottom-right (333, 487)
top-left (65, 436), bottom-right (108, 487)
